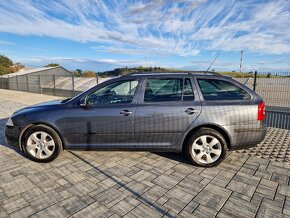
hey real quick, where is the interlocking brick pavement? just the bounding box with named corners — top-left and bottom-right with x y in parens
top-left (236, 128), bottom-right (290, 163)
top-left (0, 89), bottom-right (290, 218)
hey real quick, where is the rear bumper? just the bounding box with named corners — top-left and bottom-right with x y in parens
top-left (230, 127), bottom-right (267, 151)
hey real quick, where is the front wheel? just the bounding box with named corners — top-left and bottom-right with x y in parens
top-left (23, 125), bottom-right (62, 163)
top-left (185, 128), bottom-right (227, 167)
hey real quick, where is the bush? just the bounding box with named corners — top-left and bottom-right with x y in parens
top-left (43, 63), bottom-right (60, 67)
top-left (82, 71), bottom-right (97, 78)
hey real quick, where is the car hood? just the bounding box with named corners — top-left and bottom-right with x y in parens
top-left (13, 100), bottom-right (64, 116)
top-left (27, 99), bottom-right (64, 108)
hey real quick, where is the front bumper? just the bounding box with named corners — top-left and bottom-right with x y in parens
top-left (5, 125), bottom-right (21, 149)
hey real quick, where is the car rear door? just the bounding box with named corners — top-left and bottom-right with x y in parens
top-left (196, 77), bottom-right (264, 146)
top-left (134, 76), bottom-right (202, 148)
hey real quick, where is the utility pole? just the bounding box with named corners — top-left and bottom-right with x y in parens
top-left (144, 56), bottom-right (147, 67)
top-left (240, 51), bottom-right (243, 73)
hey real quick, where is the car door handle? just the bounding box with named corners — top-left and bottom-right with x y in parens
top-left (185, 108), bottom-right (196, 115)
top-left (120, 110), bottom-right (133, 116)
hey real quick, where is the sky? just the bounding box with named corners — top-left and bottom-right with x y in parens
top-left (0, 0), bottom-right (289, 72)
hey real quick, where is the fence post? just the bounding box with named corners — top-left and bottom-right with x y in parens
top-left (16, 75), bottom-right (19, 91)
top-left (72, 73), bottom-right (75, 97)
top-left (26, 74), bottom-right (29, 92)
top-left (53, 74), bottom-right (56, 96)
top-left (38, 74), bottom-right (41, 94)
top-left (253, 71), bottom-right (257, 92)
top-left (96, 72), bottom-right (99, 84)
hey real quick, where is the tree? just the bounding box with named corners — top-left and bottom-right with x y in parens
top-left (0, 55), bottom-right (13, 68)
top-left (0, 65), bottom-right (10, 76)
top-left (267, 73), bottom-right (271, 78)
top-left (0, 55), bottom-right (13, 75)
top-left (43, 63), bottom-right (60, 67)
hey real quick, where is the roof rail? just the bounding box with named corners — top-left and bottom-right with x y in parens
top-left (187, 71), bottom-right (222, 76)
top-left (122, 71), bottom-right (150, 76)
top-left (123, 71), bottom-right (222, 76)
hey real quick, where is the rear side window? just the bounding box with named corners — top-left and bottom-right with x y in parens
top-left (197, 79), bottom-right (251, 101)
top-left (144, 78), bottom-right (194, 102)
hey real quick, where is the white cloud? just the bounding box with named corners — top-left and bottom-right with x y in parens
top-left (15, 56), bottom-right (154, 71)
top-left (22, 47), bottom-right (46, 51)
top-left (185, 58), bottom-right (290, 72)
top-left (0, 40), bottom-right (15, 45)
top-left (0, 0), bottom-right (290, 56)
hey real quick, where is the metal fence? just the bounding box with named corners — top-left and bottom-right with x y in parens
top-left (236, 71), bottom-right (290, 130)
top-left (0, 74), bottom-right (110, 97)
top-left (257, 72), bottom-right (290, 130)
top-left (0, 71), bottom-right (290, 129)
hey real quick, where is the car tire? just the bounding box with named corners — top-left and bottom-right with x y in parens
top-left (185, 128), bottom-right (227, 167)
top-left (23, 124), bottom-right (63, 163)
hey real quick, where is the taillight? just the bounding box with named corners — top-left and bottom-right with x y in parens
top-left (258, 101), bottom-right (265, 121)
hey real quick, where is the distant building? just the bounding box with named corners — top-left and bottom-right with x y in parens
top-left (1, 66), bottom-right (72, 93)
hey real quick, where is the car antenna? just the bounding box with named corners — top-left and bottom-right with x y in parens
top-left (206, 51), bottom-right (221, 71)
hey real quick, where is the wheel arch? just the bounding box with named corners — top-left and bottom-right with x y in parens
top-left (19, 122), bottom-right (66, 151)
top-left (182, 124), bottom-right (232, 152)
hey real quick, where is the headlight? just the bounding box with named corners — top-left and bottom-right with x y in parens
top-left (6, 117), bottom-right (14, 127)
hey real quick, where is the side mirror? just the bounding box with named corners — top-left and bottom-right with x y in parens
top-left (79, 98), bottom-right (87, 107)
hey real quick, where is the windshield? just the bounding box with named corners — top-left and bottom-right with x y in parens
top-left (61, 98), bottom-right (72, 103)
top-left (65, 76), bottom-right (120, 104)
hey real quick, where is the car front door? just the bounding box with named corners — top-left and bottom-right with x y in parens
top-left (65, 79), bottom-right (139, 149)
top-left (134, 77), bottom-right (201, 148)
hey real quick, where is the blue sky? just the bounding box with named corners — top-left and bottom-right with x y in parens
top-left (0, 0), bottom-right (289, 72)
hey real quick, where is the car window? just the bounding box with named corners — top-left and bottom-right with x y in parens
top-left (197, 79), bottom-right (251, 101)
top-left (144, 78), bottom-right (194, 102)
top-left (87, 80), bottom-right (138, 105)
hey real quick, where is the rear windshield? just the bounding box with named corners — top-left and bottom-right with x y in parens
top-left (197, 79), bottom-right (251, 101)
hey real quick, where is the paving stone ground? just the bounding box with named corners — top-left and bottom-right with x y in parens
top-left (236, 128), bottom-right (290, 163)
top-left (0, 89), bottom-right (290, 218)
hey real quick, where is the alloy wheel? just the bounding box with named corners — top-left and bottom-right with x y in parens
top-left (191, 135), bottom-right (222, 164)
top-left (26, 131), bottom-right (55, 159)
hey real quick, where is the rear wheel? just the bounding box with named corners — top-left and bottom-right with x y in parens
top-left (185, 128), bottom-right (227, 167)
top-left (23, 125), bottom-right (62, 163)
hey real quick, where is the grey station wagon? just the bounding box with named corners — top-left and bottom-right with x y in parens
top-left (5, 72), bottom-right (267, 167)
